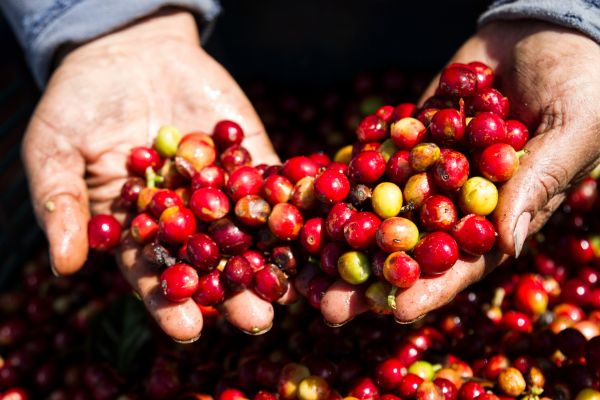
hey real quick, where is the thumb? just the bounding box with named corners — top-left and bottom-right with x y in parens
top-left (22, 117), bottom-right (90, 275)
top-left (493, 119), bottom-right (599, 257)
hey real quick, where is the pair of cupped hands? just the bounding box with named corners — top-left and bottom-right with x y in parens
top-left (24, 9), bottom-right (600, 342)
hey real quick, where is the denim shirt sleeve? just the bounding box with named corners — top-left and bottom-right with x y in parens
top-left (0, 0), bottom-right (221, 87)
top-left (479, 0), bottom-right (600, 43)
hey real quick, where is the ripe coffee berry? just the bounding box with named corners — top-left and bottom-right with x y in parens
top-left (88, 215), bottom-right (122, 251)
top-left (160, 263), bottom-right (199, 302)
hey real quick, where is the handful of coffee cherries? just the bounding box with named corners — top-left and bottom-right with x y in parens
top-left (87, 61), bottom-right (529, 316)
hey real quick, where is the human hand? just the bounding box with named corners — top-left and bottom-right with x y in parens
top-left (319, 20), bottom-right (600, 325)
top-left (22, 9), bottom-right (280, 342)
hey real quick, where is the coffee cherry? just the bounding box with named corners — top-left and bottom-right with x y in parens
top-left (466, 112), bottom-right (507, 148)
top-left (187, 233), bottom-right (221, 271)
top-left (471, 88), bottom-right (509, 118)
top-left (420, 195), bottom-right (458, 232)
top-left (430, 109), bottom-right (465, 145)
top-left (149, 189), bottom-right (184, 218)
top-left (291, 176), bottom-right (318, 211)
top-left (365, 281), bottom-right (394, 314)
top-left (208, 217), bottom-right (253, 255)
top-left (397, 374), bottom-right (424, 399)
top-left (386, 150), bottom-right (413, 186)
top-left (314, 169), bottom-right (350, 204)
top-left (376, 217), bottom-right (419, 253)
top-left (300, 218), bottom-right (327, 255)
top-left (262, 175), bottom-right (294, 205)
top-left (433, 378), bottom-right (458, 400)
top-left (479, 143), bottom-right (519, 182)
top-left (348, 377), bottom-right (379, 400)
top-left (282, 156), bottom-right (319, 183)
top-left (128, 146), bottom-right (163, 176)
top-left (158, 206), bottom-right (196, 244)
top-left (325, 202), bottom-right (356, 241)
top-left (227, 166), bottom-right (264, 202)
top-left (337, 251), bottom-right (371, 285)
top-left (154, 125), bottom-right (182, 157)
top-left (514, 275), bottom-right (548, 316)
top-left (223, 256), bottom-right (254, 291)
top-left (372, 182), bottom-right (403, 218)
top-left (438, 64), bottom-right (478, 97)
top-left (356, 115), bottom-right (388, 143)
top-left (320, 242), bottom-right (346, 276)
top-left (254, 264), bottom-right (289, 302)
top-left (348, 184), bottom-right (373, 210)
top-left (190, 187), bottom-right (230, 222)
top-left (468, 61), bottom-right (494, 89)
top-left (403, 172), bottom-right (438, 210)
top-left (383, 251), bottom-right (420, 288)
top-left (193, 270), bottom-right (225, 306)
top-left (497, 367), bottom-right (526, 397)
top-left (176, 136), bottom-right (216, 173)
top-left (344, 212), bottom-right (381, 250)
top-left (213, 120), bottom-right (244, 150)
top-left (268, 203), bottom-right (304, 241)
top-left (505, 120), bottom-right (529, 151)
top-left (130, 213), bottom-right (159, 244)
top-left (220, 145), bottom-right (252, 173)
top-left (432, 149), bottom-right (469, 192)
top-left (278, 363), bottom-right (311, 400)
top-left (160, 263), bottom-right (199, 302)
top-left (120, 177), bottom-right (145, 205)
top-left (390, 117), bottom-right (427, 150)
top-left (235, 195), bottom-right (271, 226)
top-left (348, 151), bottom-right (386, 184)
top-left (458, 177), bottom-right (498, 216)
top-left (451, 214), bottom-right (496, 256)
top-left (375, 358), bottom-right (406, 391)
top-left (192, 165), bottom-right (228, 190)
top-left (88, 215), bottom-right (122, 251)
top-left (413, 232), bottom-right (459, 275)
top-left (409, 143), bottom-right (441, 172)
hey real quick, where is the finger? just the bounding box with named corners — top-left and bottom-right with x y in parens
top-left (118, 233), bottom-right (203, 342)
top-left (22, 117), bottom-right (90, 275)
top-left (220, 290), bottom-right (274, 335)
top-left (393, 251), bottom-right (507, 322)
top-left (320, 280), bottom-right (369, 326)
top-left (493, 122), bottom-right (600, 257)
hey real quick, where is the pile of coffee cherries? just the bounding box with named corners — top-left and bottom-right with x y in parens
top-left (88, 61), bottom-right (528, 314)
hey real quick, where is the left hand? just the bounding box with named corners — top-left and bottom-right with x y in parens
top-left (319, 20), bottom-right (600, 325)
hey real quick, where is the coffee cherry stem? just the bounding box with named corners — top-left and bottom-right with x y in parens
top-left (400, 202), bottom-right (415, 213)
top-left (145, 167), bottom-right (164, 189)
top-left (387, 286), bottom-right (398, 310)
top-left (491, 287), bottom-right (505, 307)
top-left (516, 149), bottom-right (529, 159)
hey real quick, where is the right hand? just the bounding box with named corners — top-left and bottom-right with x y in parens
top-left (22, 9), bottom-right (280, 342)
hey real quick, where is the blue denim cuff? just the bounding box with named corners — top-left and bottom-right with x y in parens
top-left (0, 0), bottom-right (221, 87)
top-left (479, 0), bottom-right (600, 43)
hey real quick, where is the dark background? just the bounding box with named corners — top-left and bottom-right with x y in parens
top-left (0, 0), bottom-right (489, 286)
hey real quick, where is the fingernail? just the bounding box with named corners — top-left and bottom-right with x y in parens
top-left (50, 261), bottom-right (61, 277)
top-left (172, 334), bottom-right (201, 344)
top-left (513, 212), bottom-right (531, 258)
top-left (323, 318), bottom-right (351, 328)
top-left (395, 313), bottom-right (426, 325)
top-left (244, 323), bottom-right (273, 336)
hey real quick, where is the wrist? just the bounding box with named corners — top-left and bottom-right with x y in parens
top-left (58, 8), bottom-right (200, 68)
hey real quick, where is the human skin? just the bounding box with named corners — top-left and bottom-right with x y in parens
top-left (24, 13), bottom-right (600, 336)
top-left (22, 9), bottom-right (279, 342)
top-left (319, 20), bottom-right (600, 325)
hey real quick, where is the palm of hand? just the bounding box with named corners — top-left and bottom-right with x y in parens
top-left (320, 21), bottom-right (600, 325)
top-left (23, 20), bottom-right (278, 341)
